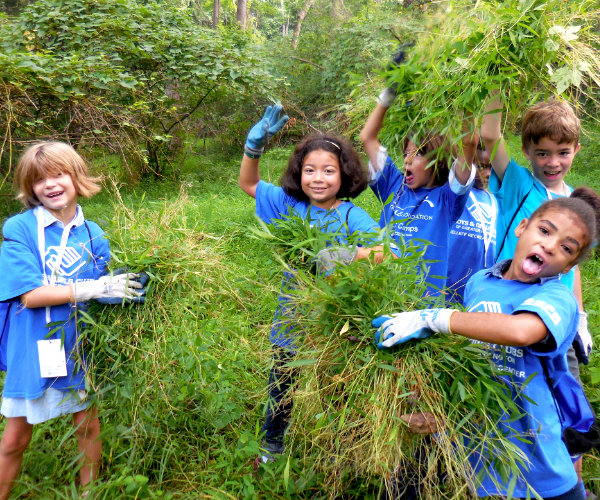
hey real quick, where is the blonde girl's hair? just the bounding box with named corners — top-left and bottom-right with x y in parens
top-left (14, 142), bottom-right (102, 208)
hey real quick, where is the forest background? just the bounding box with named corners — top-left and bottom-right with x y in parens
top-left (0, 0), bottom-right (599, 497)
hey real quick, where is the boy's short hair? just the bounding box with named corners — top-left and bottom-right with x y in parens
top-left (521, 100), bottom-right (580, 149)
top-left (15, 141), bottom-right (101, 208)
top-left (281, 134), bottom-right (367, 201)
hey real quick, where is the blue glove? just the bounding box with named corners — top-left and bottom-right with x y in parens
top-left (244, 104), bottom-right (289, 158)
top-left (372, 309), bottom-right (455, 349)
top-left (378, 42), bottom-right (414, 108)
top-left (95, 268), bottom-right (149, 305)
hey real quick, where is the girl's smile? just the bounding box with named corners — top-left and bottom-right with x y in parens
top-left (504, 208), bottom-right (587, 283)
top-left (33, 172), bottom-right (78, 223)
top-left (301, 149), bottom-right (342, 210)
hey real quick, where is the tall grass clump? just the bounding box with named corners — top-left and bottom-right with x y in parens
top-left (68, 186), bottom-right (258, 497)
top-left (254, 216), bottom-right (533, 498)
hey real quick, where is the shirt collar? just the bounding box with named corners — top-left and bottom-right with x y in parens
top-left (486, 258), bottom-right (558, 284)
top-left (41, 205), bottom-right (84, 228)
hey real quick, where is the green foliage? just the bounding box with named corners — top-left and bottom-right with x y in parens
top-left (0, 0), bottom-right (280, 177)
top-left (379, 0), bottom-right (600, 155)
top-left (264, 10), bottom-right (409, 131)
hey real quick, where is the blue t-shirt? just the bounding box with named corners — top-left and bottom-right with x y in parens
top-left (370, 154), bottom-right (471, 295)
top-left (256, 180), bottom-right (378, 349)
top-left (490, 159), bottom-right (574, 290)
top-left (464, 260), bottom-right (579, 498)
top-left (0, 207), bottom-right (110, 399)
top-left (447, 188), bottom-right (497, 303)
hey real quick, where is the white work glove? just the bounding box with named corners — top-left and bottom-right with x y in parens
top-left (573, 310), bottom-right (593, 365)
top-left (377, 88), bottom-right (397, 108)
top-left (72, 273), bottom-right (143, 303)
top-left (373, 309), bottom-right (456, 349)
top-left (314, 246), bottom-right (357, 274)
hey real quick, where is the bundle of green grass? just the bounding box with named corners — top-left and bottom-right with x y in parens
top-left (375, 0), bottom-right (600, 157)
top-left (255, 216), bottom-right (530, 498)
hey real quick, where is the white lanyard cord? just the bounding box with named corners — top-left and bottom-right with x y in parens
top-left (35, 207), bottom-right (77, 324)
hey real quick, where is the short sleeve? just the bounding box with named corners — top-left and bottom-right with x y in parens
top-left (370, 154), bottom-right (403, 204)
top-left (0, 215), bottom-right (43, 301)
top-left (515, 282), bottom-right (578, 356)
top-left (255, 180), bottom-right (301, 224)
top-left (489, 159), bottom-right (534, 210)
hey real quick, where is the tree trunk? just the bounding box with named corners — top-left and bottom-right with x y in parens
top-left (291, 0), bottom-right (315, 49)
top-left (332, 0), bottom-right (346, 19)
top-left (212, 0), bottom-right (220, 28)
top-left (236, 0), bottom-right (247, 29)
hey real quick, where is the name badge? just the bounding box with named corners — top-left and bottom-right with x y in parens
top-left (37, 339), bottom-right (68, 378)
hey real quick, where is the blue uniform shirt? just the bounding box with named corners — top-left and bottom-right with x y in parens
top-left (447, 188), bottom-right (497, 303)
top-left (464, 260), bottom-right (579, 498)
top-left (369, 149), bottom-right (473, 296)
top-left (0, 207), bottom-right (110, 399)
top-left (490, 159), bottom-right (574, 290)
top-left (256, 180), bottom-right (378, 349)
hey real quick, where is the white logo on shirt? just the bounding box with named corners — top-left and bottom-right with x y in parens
top-left (468, 301), bottom-right (502, 313)
top-left (522, 298), bottom-right (561, 325)
top-left (46, 246), bottom-right (85, 277)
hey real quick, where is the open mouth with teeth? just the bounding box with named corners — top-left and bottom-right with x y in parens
top-left (522, 253), bottom-right (545, 276)
top-left (405, 169), bottom-right (415, 184)
top-left (46, 191), bottom-right (64, 199)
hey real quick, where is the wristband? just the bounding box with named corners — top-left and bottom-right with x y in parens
top-left (244, 144), bottom-right (263, 159)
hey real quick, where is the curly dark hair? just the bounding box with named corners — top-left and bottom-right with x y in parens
top-left (280, 134), bottom-right (367, 201)
top-left (404, 131), bottom-right (453, 187)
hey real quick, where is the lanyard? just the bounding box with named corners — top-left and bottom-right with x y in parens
top-left (468, 191), bottom-right (497, 264)
top-left (35, 207), bottom-right (77, 324)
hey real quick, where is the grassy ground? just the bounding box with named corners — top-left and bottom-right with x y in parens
top-left (0, 124), bottom-right (600, 497)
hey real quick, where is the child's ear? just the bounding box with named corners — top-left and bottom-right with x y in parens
top-left (573, 143), bottom-right (581, 156)
top-left (514, 218), bottom-right (528, 238)
top-left (521, 145), bottom-right (531, 161)
top-left (561, 261), bottom-right (577, 275)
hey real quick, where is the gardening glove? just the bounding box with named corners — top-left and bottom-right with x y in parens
top-left (72, 273), bottom-right (144, 304)
top-left (573, 310), bottom-right (593, 365)
top-left (314, 246), bottom-right (358, 274)
top-left (95, 267), bottom-right (150, 305)
top-left (244, 104), bottom-right (289, 158)
top-left (377, 42), bottom-right (413, 108)
top-left (373, 308), bottom-right (455, 349)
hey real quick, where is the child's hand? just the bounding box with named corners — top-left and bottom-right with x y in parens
top-left (372, 309), bottom-right (455, 348)
top-left (377, 42), bottom-right (414, 108)
top-left (573, 310), bottom-right (593, 364)
top-left (244, 104), bottom-right (289, 158)
top-left (314, 247), bottom-right (357, 274)
top-left (72, 273), bottom-right (144, 303)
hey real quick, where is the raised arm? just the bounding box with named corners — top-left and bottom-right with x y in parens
top-left (359, 101), bottom-right (387, 169)
top-left (239, 104), bottom-right (289, 198)
top-left (453, 122), bottom-right (478, 186)
top-left (480, 93), bottom-right (510, 183)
